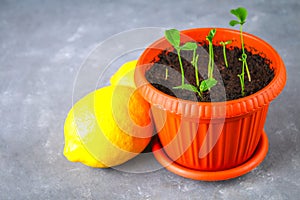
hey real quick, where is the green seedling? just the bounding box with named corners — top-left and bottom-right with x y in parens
top-left (220, 40), bottom-right (232, 68)
top-left (206, 29), bottom-right (216, 79)
top-left (165, 67), bottom-right (168, 80)
top-left (189, 43), bottom-right (200, 86)
top-left (230, 7), bottom-right (251, 96)
top-left (165, 29), bottom-right (198, 86)
top-left (173, 78), bottom-right (217, 99)
top-left (200, 78), bottom-right (218, 94)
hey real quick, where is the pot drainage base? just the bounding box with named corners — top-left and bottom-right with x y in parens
top-left (152, 131), bottom-right (269, 181)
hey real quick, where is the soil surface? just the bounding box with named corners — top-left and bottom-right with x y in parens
top-left (145, 42), bottom-right (275, 102)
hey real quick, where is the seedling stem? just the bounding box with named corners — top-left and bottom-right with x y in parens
top-left (206, 29), bottom-right (216, 80)
top-left (230, 7), bottom-right (251, 96)
top-left (165, 67), bottom-right (168, 80)
top-left (191, 47), bottom-right (200, 86)
top-left (220, 40), bottom-right (232, 68)
top-left (165, 29), bottom-right (198, 87)
top-left (177, 50), bottom-right (184, 85)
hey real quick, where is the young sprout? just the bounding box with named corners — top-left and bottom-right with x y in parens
top-left (206, 29), bottom-right (216, 79)
top-left (200, 78), bottom-right (218, 94)
top-left (165, 67), bottom-right (168, 80)
top-left (190, 43), bottom-right (200, 86)
top-left (220, 40), bottom-right (232, 68)
top-left (173, 78), bottom-right (217, 99)
top-left (165, 29), bottom-right (197, 86)
top-left (230, 7), bottom-right (251, 96)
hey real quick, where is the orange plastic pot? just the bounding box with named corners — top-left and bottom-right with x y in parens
top-left (135, 28), bottom-right (286, 171)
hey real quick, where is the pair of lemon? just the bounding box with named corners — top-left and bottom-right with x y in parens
top-left (63, 60), bottom-right (153, 168)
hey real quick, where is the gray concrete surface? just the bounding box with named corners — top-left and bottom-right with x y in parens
top-left (1, 0), bottom-right (299, 199)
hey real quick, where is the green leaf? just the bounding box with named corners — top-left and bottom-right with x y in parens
top-left (173, 84), bottom-right (199, 93)
top-left (229, 20), bottom-right (240, 26)
top-left (181, 42), bottom-right (197, 50)
top-left (206, 29), bottom-right (216, 42)
top-left (165, 29), bottom-right (180, 48)
top-left (200, 78), bottom-right (217, 92)
top-left (230, 7), bottom-right (248, 24)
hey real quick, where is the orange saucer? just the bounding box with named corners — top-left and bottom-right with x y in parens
top-left (152, 131), bottom-right (269, 181)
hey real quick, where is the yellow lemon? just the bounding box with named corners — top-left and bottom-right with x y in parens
top-left (110, 60), bottom-right (137, 87)
top-left (63, 90), bottom-right (105, 168)
top-left (63, 84), bottom-right (153, 168)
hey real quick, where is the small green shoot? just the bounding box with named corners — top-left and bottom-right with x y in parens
top-left (187, 43), bottom-right (200, 87)
top-left (165, 29), bottom-right (197, 86)
top-left (165, 67), bottom-right (168, 80)
top-left (206, 29), bottom-right (216, 79)
top-left (173, 84), bottom-right (202, 98)
top-left (200, 78), bottom-right (218, 93)
top-left (181, 41), bottom-right (199, 86)
top-left (165, 29), bottom-right (183, 85)
top-left (230, 7), bottom-right (251, 96)
top-left (179, 42), bottom-right (200, 87)
top-left (173, 78), bottom-right (217, 99)
top-left (220, 40), bottom-right (232, 68)
top-left (237, 73), bottom-right (245, 96)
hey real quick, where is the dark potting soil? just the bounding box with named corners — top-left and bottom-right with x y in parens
top-left (145, 42), bottom-right (275, 102)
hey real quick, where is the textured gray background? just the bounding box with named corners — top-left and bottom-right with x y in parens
top-left (1, 0), bottom-right (299, 199)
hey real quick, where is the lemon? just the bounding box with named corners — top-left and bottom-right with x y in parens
top-left (63, 91), bottom-right (106, 168)
top-left (64, 60), bottom-right (153, 168)
top-left (110, 60), bottom-right (137, 87)
top-left (63, 85), bottom-right (153, 168)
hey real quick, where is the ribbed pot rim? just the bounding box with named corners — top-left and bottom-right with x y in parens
top-left (135, 28), bottom-right (287, 119)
